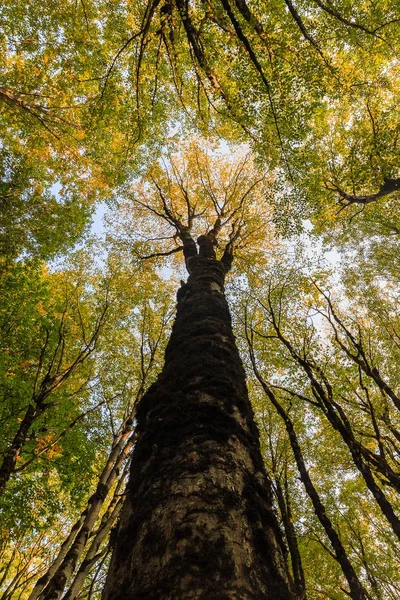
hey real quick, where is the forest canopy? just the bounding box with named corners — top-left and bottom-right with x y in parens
top-left (1, 0), bottom-right (400, 598)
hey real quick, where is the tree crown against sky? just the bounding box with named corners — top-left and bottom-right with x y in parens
top-left (1, 0), bottom-right (400, 598)
top-left (110, 140), bottom-right (276, 271)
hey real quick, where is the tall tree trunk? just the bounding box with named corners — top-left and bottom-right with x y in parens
top-left (103, 252), bottom-right (293, 599)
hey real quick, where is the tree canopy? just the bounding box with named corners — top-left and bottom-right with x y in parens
top-left (1, 0), bottom-right (400, 598)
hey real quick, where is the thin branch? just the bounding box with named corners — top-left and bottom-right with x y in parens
top-left (219, 0), bottom-right (294, 181)
top-left (140, 245), bottom-right (183, 260)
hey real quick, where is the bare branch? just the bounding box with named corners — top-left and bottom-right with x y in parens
top-left (327, 177), bottom-right (400, 208)
top-left (140, 245), bottom-right (184, 260)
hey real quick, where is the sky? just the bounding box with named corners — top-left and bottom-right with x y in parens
top-left (90, 201), bottom-right (108, 237)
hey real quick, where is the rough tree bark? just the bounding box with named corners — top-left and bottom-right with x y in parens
top-left (102, 233), bottom-right (294, 599)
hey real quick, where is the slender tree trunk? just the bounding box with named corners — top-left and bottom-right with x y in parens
top-left (246, 340), bottom-right (369, 600)
top-left (28, 419), bottom-right (134, 600)
top-left (268, 310), bottom-right (400, 544)
top-left (28, 512), bottom-right (86, 600)
top-left (270, 396), bottom-right (369, 600)
top-left (103, 252), bottom-right (293, 599)
top-left (39, 431), bottom-right (133, 600)
top-left (0, 404), bottom-right (40, 495)
top-left (63, 499), bottom-right (123, 600)
top-left (274, 477), bottom-right (307, 600)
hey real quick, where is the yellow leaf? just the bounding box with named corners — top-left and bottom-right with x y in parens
top-left (36, 301), bottom-right (47, 316)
